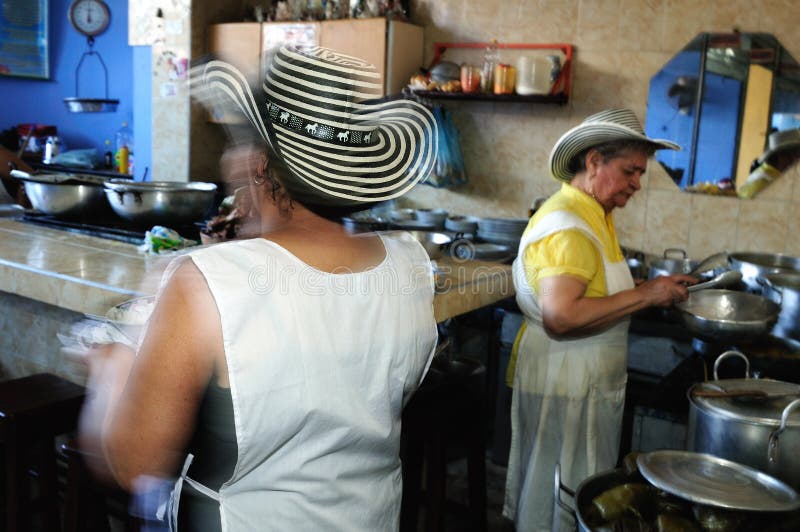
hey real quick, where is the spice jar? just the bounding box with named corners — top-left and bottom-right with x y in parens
top-left (460, 64), bottom-right (481, 93)
top-left (493, 64), bottom-right (516, 95)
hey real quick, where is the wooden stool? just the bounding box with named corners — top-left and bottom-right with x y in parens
top-left (0, 373), bottom-right (85, 532)
top-left (61, 441), bottom-right (140, 532)
top-left (400, 360), bottom-right (488, 532)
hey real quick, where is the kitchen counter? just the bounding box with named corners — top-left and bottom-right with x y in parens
top-left (0, 218), bottom-right (514, 320)
top-left (0, 217), bottom-right (513, 382)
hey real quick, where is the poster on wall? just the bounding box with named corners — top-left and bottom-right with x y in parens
top-left (0, 0), bottom-right (48, 79)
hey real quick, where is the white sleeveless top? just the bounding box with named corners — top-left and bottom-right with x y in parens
top-left (167, 233), bottom-right (437, 531)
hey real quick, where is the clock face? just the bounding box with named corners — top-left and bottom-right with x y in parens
top-left (69, 0), bottom-right (111, 37)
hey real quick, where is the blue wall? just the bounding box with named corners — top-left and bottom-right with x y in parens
top-left (0, 0), bottom-right (142, 175)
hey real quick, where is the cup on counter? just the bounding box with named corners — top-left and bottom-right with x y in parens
top-left (493, 64), bottom-right (516, 95)
top-left (460, 64), bottom-right (482, 94)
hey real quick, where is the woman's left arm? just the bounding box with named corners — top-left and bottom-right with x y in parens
top-left (80, 260), bottom-right (223, 491)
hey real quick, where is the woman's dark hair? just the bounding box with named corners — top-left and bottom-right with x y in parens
top-left (569, 139), bottom-right (658, 175)
top-left (258, 141), bottom-right (377, 222)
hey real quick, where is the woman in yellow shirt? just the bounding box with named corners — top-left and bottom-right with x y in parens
top-left (503, 109), bottom-right (696, 531)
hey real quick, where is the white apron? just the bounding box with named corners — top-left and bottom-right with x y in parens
top-left (157, 234), bottom-right (437, 531)
top-left (503, 210), bottom-right (634, 532)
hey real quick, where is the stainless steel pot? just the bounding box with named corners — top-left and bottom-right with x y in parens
top-left (648, 248), bottom-right (698, 279)
top-left (104, 180), bottom-right (217, 226)
top-left (11, 170), bottom-right (114, 218)
top-left (729, 252), bottom-right (800, 293)
top-left (554, 464), bottom-right (627, 532)
top-left (675, 289), bottom-right (781, 342)
top-left (758, 273), bottom-right (800, 341)
top-left (687, 351), bottom-right (800, 490)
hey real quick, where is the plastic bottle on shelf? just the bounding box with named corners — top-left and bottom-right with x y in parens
top-left (115, 122), bottom-right (134, 175)
top-left (481, 39), bottom-right (499, 94)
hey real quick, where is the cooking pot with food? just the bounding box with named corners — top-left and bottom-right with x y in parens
top-left (687, 351), bottom-right (800, 490)
top-left (555, 450), bottom-right (800, 531)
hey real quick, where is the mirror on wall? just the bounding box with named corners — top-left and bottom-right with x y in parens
top-left (645, 32), bottom-right (800, 196)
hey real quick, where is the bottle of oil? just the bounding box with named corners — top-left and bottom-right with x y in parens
top-left (481, 39), bottom-right (499, 94)
top-left (115, 122), bottom-right (134, 175)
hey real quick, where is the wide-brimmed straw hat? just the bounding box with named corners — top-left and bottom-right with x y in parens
top-left (548, 108), bottom-right (680, 182)
top-left (191, 46), bottom-right (437, 206)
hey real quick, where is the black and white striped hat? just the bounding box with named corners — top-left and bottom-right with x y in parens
top-left (192, 46), bottom-right (437, 206)
top-left (549, 108), bottom-right (680, 183)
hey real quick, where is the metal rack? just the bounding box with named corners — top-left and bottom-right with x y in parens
top-left (406, 41), bottom-right (574, 105)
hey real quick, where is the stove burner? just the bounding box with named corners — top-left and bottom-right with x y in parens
top-left (20, 212), bottom-right (200, 245)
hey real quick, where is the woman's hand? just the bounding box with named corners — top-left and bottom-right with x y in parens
top-left (635, 274), bottom-right (697, 307)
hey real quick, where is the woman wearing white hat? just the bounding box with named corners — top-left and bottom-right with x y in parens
top-left (503, 109), bottom-right (695, 531)
top-left (79, 46), bottom-right (439, 531)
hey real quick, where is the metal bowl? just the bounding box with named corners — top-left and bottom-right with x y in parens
top-left (104, 179), bottom-right (218, 226)
top-left (11, 171), bottom-right (113, 218)
top-left (63, 98), bottom-right (119, 113)
top-left (730, 252), bottom-right (800, 293)
top-left (676, 289), bottom-right (781, 342)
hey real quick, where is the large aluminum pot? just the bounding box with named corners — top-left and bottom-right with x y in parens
top-left (11, 170), bottom-right (113, 218)
top-left (687, 351), bottom-right (800, 490)
top-left (648, 248), bottom-right (698, 279)
top-left (758, 273), bottom-right (800, 341)
top-left (396, 230), bottom-right (452, 260)
top-left (675, 289), bottom-right (780, 342)
top-left (104, 179), bottom-right (217, 226)
top-left (729, 252), bottom-right (800, 293)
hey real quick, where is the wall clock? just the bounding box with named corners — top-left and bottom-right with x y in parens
top-left (68, 0), bottom-right (111, 37)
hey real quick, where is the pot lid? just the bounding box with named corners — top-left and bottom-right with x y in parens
top-left (690, 379), bottom-right (800, 426)
top-left (637, 450), bottom-right (800, 512)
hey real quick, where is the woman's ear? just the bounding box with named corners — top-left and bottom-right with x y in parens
top-left (585, 148), bottom-right (603, 177)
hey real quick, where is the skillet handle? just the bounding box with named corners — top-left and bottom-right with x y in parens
top-left (553, 463), bottom-right (577, 518)
top-left (768, 399), bottom-right (800, 464)
top-left (713, 350), bottom-right (750, 381)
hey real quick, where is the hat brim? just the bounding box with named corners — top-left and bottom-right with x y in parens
top-left (191, 54), bottom-right (438, 206)
top-left (548, 121), bottom-right (680, 183)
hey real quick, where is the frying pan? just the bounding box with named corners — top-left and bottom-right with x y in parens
top-left (675, 289), bottom-right (781, 342)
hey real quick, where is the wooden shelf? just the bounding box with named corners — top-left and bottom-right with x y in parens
top-left (403, 88), bottom-right (568, 105)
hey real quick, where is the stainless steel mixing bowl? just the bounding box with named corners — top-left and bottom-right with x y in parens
top-left (104, 179), bottom-right (218, 226)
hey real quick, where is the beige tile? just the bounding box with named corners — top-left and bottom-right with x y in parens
top-left (615, 189), bottom-right (648, 251)
top-left (509, 0), bottom-right (580, 43)
top-left (755, 171), bottom-right (795, 201)
top-left (734, 199), bottom-right (789, 252)
top-left (643, 189), bottom-right (691, 254)
top-left (646, 163), bottom-right (682, 191)
top-left (687, 194), bottom-right (740, 258)
top-left (662, 0), bottom-right (711, 53)
top-left (757, 0), bottom-right (800, 41)
top-left (575, 0), bottom-right (622, 51)
top-left (570, 53), bottom-right (626, 115)
top-left (785, 202), bottom-right (800, 256)
top-left (711, 0), bottom-right (757, 32)
top-left (619, 0), bottom-right (665, 53)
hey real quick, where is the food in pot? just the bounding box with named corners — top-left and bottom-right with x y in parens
top-left (592, 483), bottom-right (655, 522)
top-left (691, 506), bottom-right (744, 532)
top-left (656, 513), bottom-right (699, 532)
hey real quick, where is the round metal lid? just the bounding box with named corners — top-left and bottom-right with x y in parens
top-left (690, 379), bottom-right (800, 426)
top-left (637, 450), bottom-right (800, 512)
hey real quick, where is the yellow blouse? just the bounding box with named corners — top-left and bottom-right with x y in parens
top-left (506, 183), bottom-right (625, 386)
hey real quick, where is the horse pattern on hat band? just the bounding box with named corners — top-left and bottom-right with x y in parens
top-left (266, 102), bottom-right (378, 147)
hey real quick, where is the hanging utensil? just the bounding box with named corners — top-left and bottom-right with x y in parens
top-left (63, 37), bottom-right (119, 113)
top-left (686, 270), bottom-right (743, 292)
top-left (688, 251), bottom-right (730, 277)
